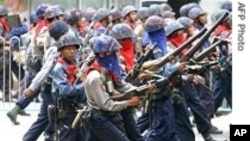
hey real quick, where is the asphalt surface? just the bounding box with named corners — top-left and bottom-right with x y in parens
top-left (0, 102), bottom-right (230, 141)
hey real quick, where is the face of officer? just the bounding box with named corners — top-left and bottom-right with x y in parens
top-left (198, 13), bottom-right (208, 25)
top-left (186, 24), bottom-right (196, 36)
top-left (61, 45), bottom-right (77, 62)
top-left (78, 17), bottom-right (88, 28)
top-left (128, 11), bottom-right (138, 23)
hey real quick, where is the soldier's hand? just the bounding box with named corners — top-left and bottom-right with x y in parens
top-left (177, 62), bottom-right (188, 72)
top-left (194, 75), bottom-right (206, 85)
top-left (137, 73), bottom-right (153, 81)
top-left (127, 97), bottom-right (141, 107)
top-left (23, 88), bottom-right (34, 98)
top-left (146, 82), bottom-right (157, 94)
top-left (186, 74), bottom-right (195, 82)
top-left (210, 65), bottom-right (220, 73)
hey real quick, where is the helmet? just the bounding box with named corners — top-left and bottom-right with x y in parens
top-left (93, 8), bottom-right (110, 21)
top-left (177, 17), bottom-right (193, 28)
top-left (179, 3), bottom-right (199, 17)
top-left (35, 4), bottom-right (49, 19)
top-left (65, 9), bottom-right (82, 25)
top-left (52, 5), bottom-right (64, 16)
top-left (0, 6), bottom-right (8, 16)
top-left (188, 7), bottom-right (206, 20)
top-left (212, 9), bottom-right (230, 23)
top-left (110, 9), bottom-right (122, 21)
top-left (160, 3), bottom-right (173, 12)
top-left (165, 21), bottom-right (184, 36)
top-left (30, 12), bottom-right (39, 24)
top-left (220, 0), bottom-right (232, 11)
top-left (84, 8), bottom-right (96, 22)
top-left (138, 7), bottom-right (149, 20)
top-left (162, 11), bottom-right (176, 19)
top-left (44, 6), bottom-right (57, 19)
top-left (90, 35), bottom-right (121, 54)
top-left (122, 5), bottom-right (137, 17)
top-left (57, 33), bottom-right (80, 50)
top-left (149, 4), bottom-right (163, 16)
top-left (49, 21), bottom-right (69, 39)
top-left (144, 15), bottom-right (165, 32)
top-left (111, 23), bottom-right (134, 40)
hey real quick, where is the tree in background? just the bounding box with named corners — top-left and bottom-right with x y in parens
top-left (168, 0), bottom-right (201, 18)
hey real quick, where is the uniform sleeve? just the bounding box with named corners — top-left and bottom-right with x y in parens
top-left (85, 70), bottom-right (128, 112)
top-left (163, 63), bottom-right (178, 78)
top-left (52, 64), bottom-right (85, 97)
top-left (28, 46), bottom-right (58, 91)
top-left (9, 23), bottom-right (28, 36)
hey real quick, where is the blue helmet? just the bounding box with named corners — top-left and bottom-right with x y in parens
top-left (30, 12), bottom-right (39, 24)
top-left (160, 3), bottom-right (173, 12)
top-left (35, 4), bottom-right (49, 19)
top-left (90, 35), bottom-right (121, 54)
top-left (179, 3), bottom-right (199, 17)
top-left (65, 9), bottom-right (82, 25)
top-left (122, 5), bottom-right (137, 17)
top-left (93, 8), bottom-right (110, 21)
top-left (0, 6), bottom-right (8, 16)
top-left (138, 7), bottom-right (149, 20)
top-left (111, 23), bottom-right (134, 40)
top-left (110, 9), bottom-right (122, 21)
top-left (144, 15), bottom-right (165, 33)
top-left (177, 17), bottom-right (193, 28)
top-left (188, 7), bottom-right (206, 20)
top-left (52, 5), bottom-right (64, 17)
top-left (57, 33), bottom-right (80, 50)
top-left (220, 1), bottom-right (232, 12)
top-left (149, 4), bottom-right (163, 16)
top-left (165, 21), bottom-right (184, 37)
top-left (84, 8), bottom-right (96, 22)
top-left (212, 9), bottom-right (231, 23)
top-left (44, 6), bottom-right (58, 19)
top-left (162, 11), bottom-right (176, 19)
top-left (49, 21), bottom-right (69, 39)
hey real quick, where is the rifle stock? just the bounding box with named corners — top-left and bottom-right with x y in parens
top-left (111, 77), bottom-right (170, 101)
top-left (125, 43), bottom-right (156, 82)
top-left (193, 40), bottom-right (222, 62)
top-left (180, 12), bottom-right (229, 62)
top-left (148, 27), bottom-right (207, 71)
top-left (184, 60), bottom-right (219, 74)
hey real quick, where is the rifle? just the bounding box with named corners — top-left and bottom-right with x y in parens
top-left (74, 52), bottom-right (95, 84)
top-left (147, 27), bottom-right (207, 71)
top-left (71, 106), bottom-right (92, 129)
top-left (104, 23), bottom-right (113, 35)
top-left (82, 21), bottom-right (96, 47)
top-left (193, 40), bottom-right (222, 62)
top-left (125, 43), bottom-right (156, 82)
top-left (180, 12), bottom-right (229, 62)
top-left (184, 60), bottom-right (219, 74)
top-left (111, 77), bottom-right (170, 101)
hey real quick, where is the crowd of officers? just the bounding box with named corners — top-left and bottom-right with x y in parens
top-left (3, 1), bottom-right (232, 141)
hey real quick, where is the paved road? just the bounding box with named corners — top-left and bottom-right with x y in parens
top-left (0, 102), bottom-right (230, 141)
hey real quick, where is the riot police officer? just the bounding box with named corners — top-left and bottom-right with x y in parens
top-left (84, 35), bottom-right (144, 141)
top-left (51, 33), bottom-right (87, 141)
